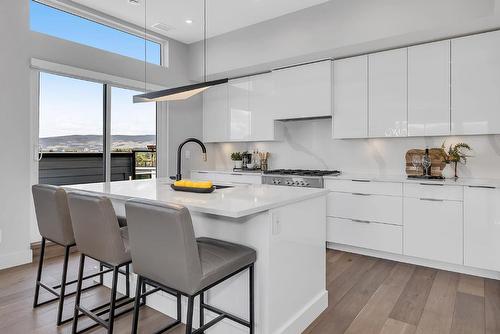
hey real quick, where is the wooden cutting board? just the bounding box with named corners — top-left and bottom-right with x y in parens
top-left (405, 148), bottom-right (446, 177)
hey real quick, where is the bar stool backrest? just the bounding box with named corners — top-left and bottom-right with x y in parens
top-left (67, 191), bottom-right (129, 266)
top-left (125, 198), bottom-right (202, 295)
top-left (32, 184), bottom-right (75, 246)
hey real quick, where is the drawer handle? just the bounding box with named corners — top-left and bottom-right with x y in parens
top-left (419, 183), bottom-right (443, 186)
top-left (352, 179), bottom-right (371, 183)
top-left (231, 173), bottom-right (243, 176)
top-left (351, 219), bottom-right (371, 224)
top-left (420, 198), bottom-right (444, 202)
top-left (352, 192), bottom-right (371, 196)
top-left (468, 185), bottom-right (496, 189)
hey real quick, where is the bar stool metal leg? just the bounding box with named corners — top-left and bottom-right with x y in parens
top-left (56, 245), bottom-right (71, 326)
top-left (131, 276), bottom-right (142, 334)
top-left (72, 254), bottom-right (86, 334)
top-left (185, 296), bottom-right (195, 334)
top-left (249, 264), bottom-right (255, 334)
top-left (199, 292), bottom-right (205, 333)
top-left (108, 267), bottom-right (119, 334)
top-left (33, 237), bottom-right (46, 308)
top-left (125, 264), bottom-right (131, 297)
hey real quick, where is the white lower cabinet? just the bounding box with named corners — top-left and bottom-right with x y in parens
top-left (327, 192), bottom-right (402, 226)
top-left (464, 186), bottom-right (500, 272)
top-left (327, 217), bottom-right (402, 254)
top-left (404, 197), bottom-right (463, 264)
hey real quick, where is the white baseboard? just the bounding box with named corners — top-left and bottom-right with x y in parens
top-left (0, 249), bottom-right (32, 270)
top-left (275, 291), bottom-right (328, 334)
top-left (328, 242), bottom-right (500, 280)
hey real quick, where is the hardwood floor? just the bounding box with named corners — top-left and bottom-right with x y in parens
top-left (1, 249), bottom-right (499, 333)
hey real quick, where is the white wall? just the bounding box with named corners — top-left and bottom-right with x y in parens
top-left (211, 119), bottom-right (500, 179)
top-left (0, 0), bottom-right (32, 269)
top-left (188, 0), bottom-right (499, 80)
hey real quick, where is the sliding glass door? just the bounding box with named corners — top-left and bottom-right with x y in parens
top-left (38, 72), bottom-right (105, 185)
top-left (110, 87), bottom-right (157, 181)
top-left (38, 72), bottom-right (157, 186)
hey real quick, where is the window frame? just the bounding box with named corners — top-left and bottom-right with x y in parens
top-left (31, 0), bottom-right (169, 67)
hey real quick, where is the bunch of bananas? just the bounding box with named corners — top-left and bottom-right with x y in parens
top-left (173, 180), bottom-right (213, 189)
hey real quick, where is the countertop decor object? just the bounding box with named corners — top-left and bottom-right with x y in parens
top-left (171, 183), bottom-right (215, 193)
top-left (231, 152), bottom-right (243, 169)
top-left (440, 142), bottom-right (473, 178)
top-left (405, 148), bottom-right (446, 177)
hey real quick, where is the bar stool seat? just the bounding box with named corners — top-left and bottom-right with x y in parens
top-left (198, 237), bottom-right (256, 291)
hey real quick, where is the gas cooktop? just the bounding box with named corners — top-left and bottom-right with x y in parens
top-left (262, 169), bottom-right (341, 188)
top-left (263, 169), bottom-right (341, 177)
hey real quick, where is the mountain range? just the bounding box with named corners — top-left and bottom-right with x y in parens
top-left (40, 134), bottom-right (155, 152)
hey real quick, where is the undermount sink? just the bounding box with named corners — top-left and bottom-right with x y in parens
top-left (214, 184), bottom-right (233, 189)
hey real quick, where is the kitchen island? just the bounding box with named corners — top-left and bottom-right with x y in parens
top-left (66, 178), bottom-right (328, 334)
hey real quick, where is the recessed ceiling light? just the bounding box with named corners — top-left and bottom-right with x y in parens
top-left (185, 19), bottom-right (193, 24)
top-left (128, 0), bottom-right (140, 5)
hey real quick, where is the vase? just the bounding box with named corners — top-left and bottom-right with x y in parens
top-left (441, 163), bottom-right (455, 179)
top-left (234, 160), bottom-right (243, 169)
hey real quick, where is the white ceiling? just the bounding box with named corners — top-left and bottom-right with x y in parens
top-left (70, 0), bottom-right (330, 44)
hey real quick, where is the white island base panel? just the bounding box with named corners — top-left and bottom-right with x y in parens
top-left (103, 196), bottom-right (327, 334)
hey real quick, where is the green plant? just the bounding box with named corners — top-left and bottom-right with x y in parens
top-left (440, 142), bottom-right (472, 164)
top-left (231, 152), bottom-right (242, 161)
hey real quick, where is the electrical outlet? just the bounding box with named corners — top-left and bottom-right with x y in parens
top-left (185, 150), bottom-right (191, 159)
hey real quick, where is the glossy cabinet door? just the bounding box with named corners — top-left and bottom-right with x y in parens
top-left (464, 186), bottom-right (500, 271)
top-left (248, 73), bottom-right (281, 141)
top-left (272, 60), bottom-right (332, 120)
top-left (228, 78), bottom-right (251, 141)
top-left (452, 30), bottom-right (500, 135)
top-left (368, 48), bottom-right (408, 137)
top-left (404, 197), bottom-right (463, 265)
top-left (203, 83), bottom-right (229, 143)
top-left (408, 40), bottom-right (451, 136)
top-left (332, 55), bottom-right (368, 138)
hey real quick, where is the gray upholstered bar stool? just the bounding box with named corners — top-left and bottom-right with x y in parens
top-left (125, 199), bottom-right (256, 334)
top-left (67, 191), bottom-right (137, 334)
top-left (32, 184), bottom-right (112, 326)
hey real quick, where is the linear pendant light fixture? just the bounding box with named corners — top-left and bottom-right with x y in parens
top-left (134, 0), bottom-right (227, 103)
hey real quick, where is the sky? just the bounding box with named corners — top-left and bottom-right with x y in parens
top-left (32, 1), bottom-right (157, 138)
top-left (39, 73), bottom-right (156, 138)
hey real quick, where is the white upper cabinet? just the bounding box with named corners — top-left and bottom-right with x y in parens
top-left (368, 48), bottom-right (408, 138)
top-left (228, 78), bottom-right (251, 141)
top-left (203, 83), bottom-right (229, 143)
top-left (248, 73), bottom-right (282, 141)
top-left (464, 186), bottom-right (500, 272)
top-left (332, 55), bottom-right (368, 139)
top-left (452, 30), bottom-right (500, 135)
top-left (272, 60), bottom-right (332, 120)
top-left (408, 40), bottom-right (451, 137)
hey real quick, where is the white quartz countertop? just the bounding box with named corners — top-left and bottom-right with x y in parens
top-left (324, 173), bottom-right (500, 188)
top-left (65, 178), bottom-right (328, 218)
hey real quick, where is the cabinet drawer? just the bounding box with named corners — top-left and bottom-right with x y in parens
top-left (324, 179), bottom-right (402, 196)
top-left (404, 183), bottom-right (463, 201)
top-left (327, 192), bottom-right (403, 225)
top-left (404, 197), bottom-right (463, 265)
top-left (327, 217), bottom-right (402, 254)
top-left (191, 171), bottom-right (261, 184)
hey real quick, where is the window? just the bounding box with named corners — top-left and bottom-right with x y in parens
top-left (38, 72), bottom-right (157, 185)
top-left (30, 0), bottom-right (162, 65)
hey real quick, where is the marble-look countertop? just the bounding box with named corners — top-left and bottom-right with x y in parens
top-left (65, 178), bottom-right (328, 218)
top-left (324, 173), bottom-right (500, 188)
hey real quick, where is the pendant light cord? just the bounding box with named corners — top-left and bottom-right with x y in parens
top-left (204, 0), bottom-right (207, 82)
top-left (144, 0), bottom-right (147, 92)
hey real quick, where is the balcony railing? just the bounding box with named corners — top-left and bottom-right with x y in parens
top-left (39, 150), bottom-right (156, 186)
